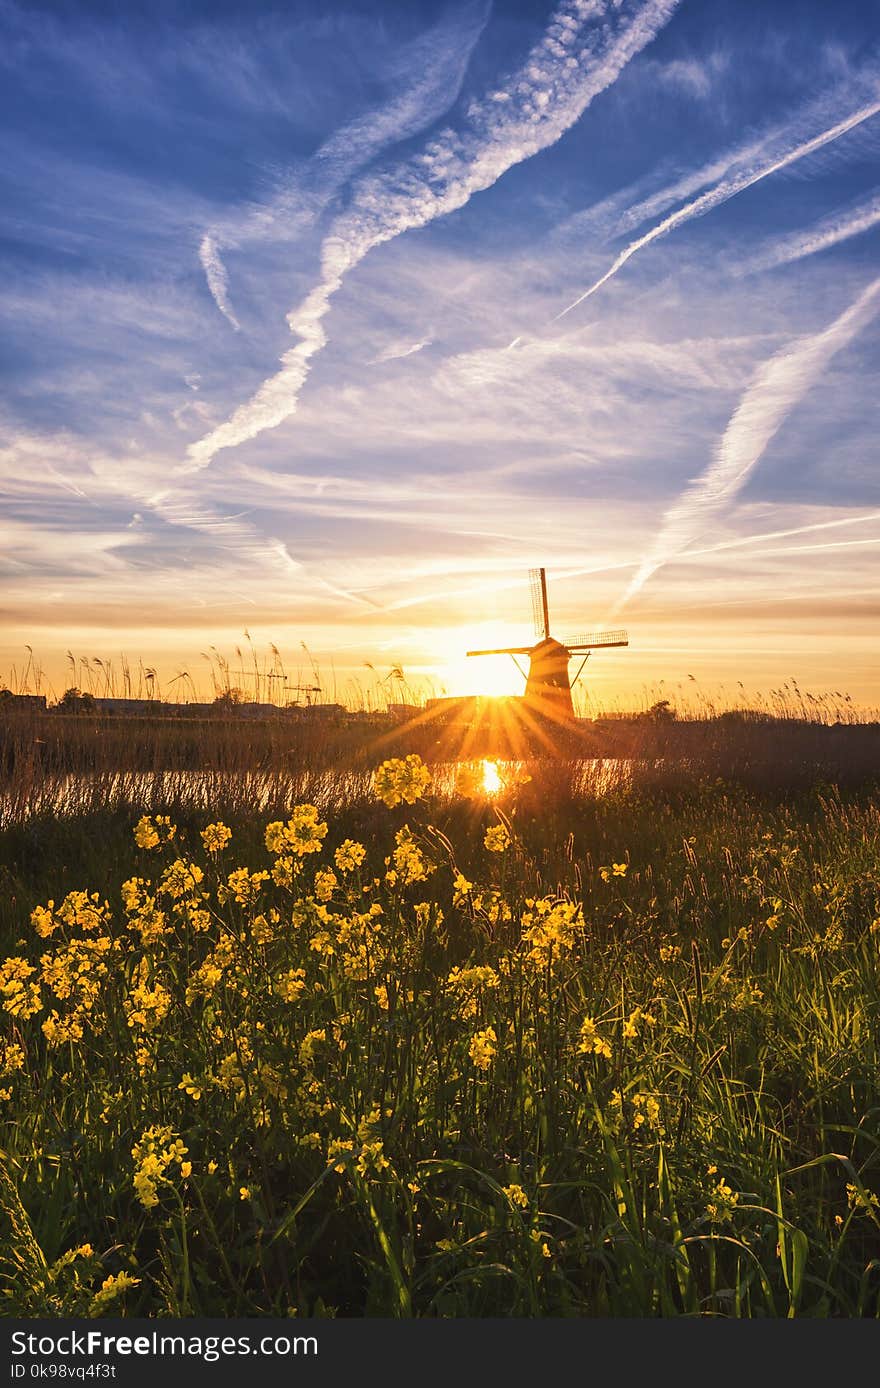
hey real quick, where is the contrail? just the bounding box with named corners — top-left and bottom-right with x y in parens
top-left (554, 95), bottom-right (880, 321)
top-left (184, 0), bottom-right (681, 473)
top-left (744, 188), bottom-right (880, 274)
top-left (614, 273), bottom-right (880, 611)
top-left (198, 236), bottom-right (241, 331)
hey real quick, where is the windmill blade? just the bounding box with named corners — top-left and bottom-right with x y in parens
top-left (564, 629), bottom-right (629, 649)
top-left (467, 646), bottom-right (534, 657)
top-left (529, 568), bottom-right (549, 640)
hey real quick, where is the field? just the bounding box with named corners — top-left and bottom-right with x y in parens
top-left (1, 744), bottom-right (879, 1318)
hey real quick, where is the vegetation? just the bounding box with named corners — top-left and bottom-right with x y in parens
top-left (1, 755), bottom-right (879, 1317)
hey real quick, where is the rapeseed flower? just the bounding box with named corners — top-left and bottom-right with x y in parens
top-left (201, 822), bottom-right (232, 853)
top-left (265, 805), bottom-right (327, 858)
top-left (131, 1125), bottom-right (188, 1209)
top-left (334, 840), bottom-right (366, 873)
top-left (372, 754), bottom-right (431, 808)
top-left (0, 957), bottom-right (42, 1019)
top-left (577, 1016), bottom-right (611, 1060)
top-left (503, 1183), bottom-right (529, 1209)
top-left (158, 860), bottom-right (204, 900)
top-left (706, 1177), bottom-right (740, 1224)
top-left (484, 823), bottom-right (511, 853)
top-left (469, 1026), bottom-right (497, 1071)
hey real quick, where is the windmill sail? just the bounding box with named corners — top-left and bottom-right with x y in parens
top-left (467, 568), bottom-right (628, 721)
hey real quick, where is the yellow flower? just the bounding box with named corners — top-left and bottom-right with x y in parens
top-left (299, 1028), bottom-right (326, 1065)
top-left (89, 1272), bottom-right (141, 1313)
top-left (314, 869), bottom-right (338, 902)
top-left (224, 867), bottom-right (269, 906)
top-left (178, 1073), bottom-right (202, 1101)
top-left (134, 815), bottom-right (176, 850)
top-left (373, 754), bottom-right (431, 808)
top-left (503, 1183), bottom-right (529, 1209)
top-left (201, 822), bottom-right (232, 853)
top-left (847, 1183), bottom-right (880, 1216)
top-left (522, 897), bottom-right (583, 968)
top-left (131, 1125), bottom-right (188, 1209)
top-left (275, 968), bottom-right (307, 1003)
top-left (469, 1026), bottom-right (497, 1071)
top-left (706, 1178), bottom-right (740, 1224)
top-left (158, 859), bottom-right (204, 900)
top-left (124, 965), bottom-right (171, 1032)
top-left (30, 903), bottom-right (58, 938)
top-left (612, 861), bottom-right (628, 877)
top-left (391, 825), bottom-right (434, 885)
top-left (334, 840), bottom-right (366, 873)
top-left (134, 815), bottom-right (160, 850)
top-left (0, 957), bottom-right (42, 1019)
top-left (577, 1016), bottom-right (611, 1060)
top-left (239, 1186), bottom-right (252, 1202)
top-left (265, 805), bottom-right (327, 858)
top-left (484, 823), bottom-right (511, 853)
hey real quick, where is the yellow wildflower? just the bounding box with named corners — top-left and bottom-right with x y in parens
top-left (201, 822), bottom-right (232, 853)
top-left (0, 957), bottom-right (42, 1019)
top-left (706, 1177), bottom-right (740, 1224)
top-left (131, 1125), bottom-right (188, 1209)
top-left (373, 754), bottom-right (431, 808)
top-left (484, 823), bottom-right (511, 853)
top-left (503, 1183), bottom-right (529, 1209)
top-left (577, 1016), bottom-right (611, 1060)
top-left (265, 805), bottom-right (327, 858)
top-left (334, 840), bottom-right (366, 873)
top-left (158, 859), bottom-right (204, 900)
top-left (314, 869), bottom-right (338, 902)
top-left (469, 1026), bottom-right (497, 1071)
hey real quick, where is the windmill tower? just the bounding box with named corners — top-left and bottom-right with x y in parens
top-left (467, 568), bottom-right (628, 720)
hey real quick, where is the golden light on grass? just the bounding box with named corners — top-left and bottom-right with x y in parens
top-left (481, 758), bottom-right (503, 797)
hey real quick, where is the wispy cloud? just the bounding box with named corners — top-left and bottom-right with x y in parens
top-left (184, 0), bottom-right (681, 473)
top-left (617, 273), bottom-right (880, 608)
top-left (198, 235), bottom-right (241, 331)
top-left (555, 92), bottom-right (880, 320)
top-left (368, 337), bottom-right (433, 366)
top-left (742, 188), bottom-right (880, 274)
top-left (198, 4), bottom-right (490, 289)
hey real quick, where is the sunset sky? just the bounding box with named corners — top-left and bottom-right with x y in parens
top-left (2, 0), bottom-right (879, 712)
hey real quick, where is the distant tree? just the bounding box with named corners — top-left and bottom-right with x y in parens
top-left (642, 699), bottom-right (676, 723)
top-left (56, 688), bottom-right (96, 714)
top-left (213, 688), bottom-right (244, 711)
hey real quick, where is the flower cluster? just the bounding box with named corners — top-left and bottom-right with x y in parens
top-left (372, 754), bottom-right (431, 808)
top-left (265, 805), bottom-right (327, 858)
top-left (131, 1125), bottom-right (190, 1208)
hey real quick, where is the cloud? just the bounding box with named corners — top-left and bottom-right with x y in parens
top-left (198, 236), bottom-right (241, 331)
top-left (184, 0), bottom-right (682, 473)
top-left (198, 4), bottom-right (491, 285)
top-left (742, 189), bottom-right (880, 274)
top-left (554, 91), bottom-right (880, 320)
top-left (368, 337), bottom-right (433, 366)
top-left (617, 273), bottom-right (880, 608)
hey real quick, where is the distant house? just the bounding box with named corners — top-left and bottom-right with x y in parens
top-left (0, 692), bottom-right (47, 713)
top-left (93, 698), bottom-right (162, 716)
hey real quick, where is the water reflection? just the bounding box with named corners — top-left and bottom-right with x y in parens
top-left (0, 757), bottom-right (633, 825)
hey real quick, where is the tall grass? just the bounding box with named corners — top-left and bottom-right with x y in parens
top-left (1, 763), bottom-right (879, 1316)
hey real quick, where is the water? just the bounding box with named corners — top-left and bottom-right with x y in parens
top-left (0, 757), bottom-right (633, 826)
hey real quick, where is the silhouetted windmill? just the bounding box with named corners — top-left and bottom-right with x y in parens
top-left (467, 568), bottom-right (628, 720)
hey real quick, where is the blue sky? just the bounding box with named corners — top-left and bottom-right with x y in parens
top-left (2, 0), bottom-right (879, 709)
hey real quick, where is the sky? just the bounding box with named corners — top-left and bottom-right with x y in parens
top-left (2, 0), bottom-right (879, 712)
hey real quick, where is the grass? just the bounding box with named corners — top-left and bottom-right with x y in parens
top-left (1, 755), bottom-right (879, 1317)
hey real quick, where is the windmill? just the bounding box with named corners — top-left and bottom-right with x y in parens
top-left (467, 568), bottom-right (628, 720)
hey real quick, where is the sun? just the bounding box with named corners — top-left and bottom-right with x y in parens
top-left (481, 759), bottom-right (503, 796)
top-left (431, 625), bottom-right (526, 699)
